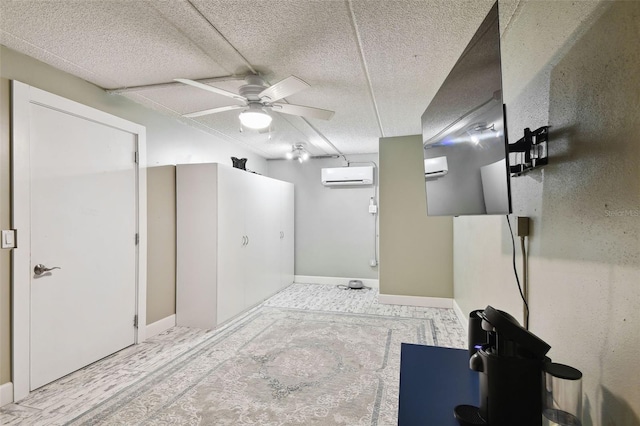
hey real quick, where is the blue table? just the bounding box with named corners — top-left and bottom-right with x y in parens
top-left (398, 343), bottom-right (479, 425)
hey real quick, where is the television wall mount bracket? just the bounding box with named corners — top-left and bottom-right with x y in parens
top-left (509, 126), bottom-right (549, 177)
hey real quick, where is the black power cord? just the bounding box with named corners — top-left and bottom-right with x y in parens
top-left (506, 215), bottom-right (530, 329)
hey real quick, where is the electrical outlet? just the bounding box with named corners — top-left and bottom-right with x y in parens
top-left (368, 205), bottom-right (378, 214)
top-left (369, 259), bottom-right (378, 267)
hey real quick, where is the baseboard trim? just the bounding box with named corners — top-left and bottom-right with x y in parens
top-left (146, 314), bottom-right (176, 338)
top-left (453, 299), bottom-right (468, 332)
top-left (378, 294), bottom-right (453, 309)
top-left (294, 275), bottom-right (379, 288)
top-left (0, 382), bottom-right (13, 407)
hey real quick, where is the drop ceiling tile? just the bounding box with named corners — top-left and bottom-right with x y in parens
top-left (0, 0), bottom-right (230, 88)
top-left (351, 0), bottom-right (497, 139)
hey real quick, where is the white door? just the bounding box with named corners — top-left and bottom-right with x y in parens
top-left (11, 81), bottom-right (147, 398)
top-left (245, 175), bottom-right (279, 304)
top-left (217, 166), bottom-right (247, 324)
top-left (29, 101), bottom-right (137, 390)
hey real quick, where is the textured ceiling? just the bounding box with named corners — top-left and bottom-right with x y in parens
top-left (0, 0), bottom-right (519, 158)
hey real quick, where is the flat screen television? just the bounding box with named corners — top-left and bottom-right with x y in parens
top-left (422, 2), bottom-right (512, 216)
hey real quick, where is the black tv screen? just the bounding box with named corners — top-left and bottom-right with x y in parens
top-left (422, 2), bottom-right (512, 216)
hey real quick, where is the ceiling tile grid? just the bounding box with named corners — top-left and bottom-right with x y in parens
top-left (0, 0), bottom-right (519, 158)
top-left (147, 0), bottom-right (251, 77)
top-left (189, 0), bottom-right (382, 155)
top-left (351, 0), bottom-right (496, 138)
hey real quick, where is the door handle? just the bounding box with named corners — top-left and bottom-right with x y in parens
top-left (34, 264), bottom-right (61, 276)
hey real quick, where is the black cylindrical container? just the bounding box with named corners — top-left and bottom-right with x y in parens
top-left (468, 309), bottom-right (487, 357)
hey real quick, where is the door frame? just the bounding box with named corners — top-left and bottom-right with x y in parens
top-left (10, 81), bottom-right (147, 401)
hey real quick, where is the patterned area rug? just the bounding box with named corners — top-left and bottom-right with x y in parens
top-left (66, 307), bottom-right (434, 425)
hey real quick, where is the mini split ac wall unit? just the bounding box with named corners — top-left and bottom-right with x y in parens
top-left (321, 166), bottom-right (373, 186)
top-left (424, 156), bottom-right (448, 180)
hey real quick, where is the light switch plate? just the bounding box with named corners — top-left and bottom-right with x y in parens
top-left (1, 230), bottom-right (16, 249)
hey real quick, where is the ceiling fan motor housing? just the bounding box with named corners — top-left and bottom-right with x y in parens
top-left (240, 75), bottom-right (268, 102)
top-left (177, 74), bottom-right (333, 122)
top-left (245, 102), bottom-right (268, 112)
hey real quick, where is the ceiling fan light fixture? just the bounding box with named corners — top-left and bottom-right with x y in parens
top-left (239, 110), bottom-right (272, 129)
top-left (287, 143), bottom-right (310, 162)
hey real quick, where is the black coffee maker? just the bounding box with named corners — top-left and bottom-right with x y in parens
top-left (455, 306), bottom-right (551, 426)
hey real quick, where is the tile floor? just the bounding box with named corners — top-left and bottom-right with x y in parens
top-left (0, 283), bottom-right (466, 425)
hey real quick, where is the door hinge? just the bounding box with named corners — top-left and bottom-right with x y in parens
top-left (134, 151), bottom-right (139, 164)
top-left (134, 315), bottom-right (138, 328)
top-left (135, 233), bottom-right (139, 245)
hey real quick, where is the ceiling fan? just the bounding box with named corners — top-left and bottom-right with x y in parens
top-left (175, 75), bottom-right (335, 129)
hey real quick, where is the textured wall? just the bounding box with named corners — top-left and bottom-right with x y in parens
top-left (0, 78), bottom-right (11, 384)
top-left (378, 135), bottom-right (453, 298)
top-left (455, 1), bottom-right (640, 424)
top-left (267, 154), bottom-right (378, 280)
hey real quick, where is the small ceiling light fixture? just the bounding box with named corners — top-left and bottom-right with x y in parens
top-left (239, 103), bottom-right (272, 130)
top-left (286, 144), bottom-right (310, 163)
top-left (467, 122), bottom-right (495, 144)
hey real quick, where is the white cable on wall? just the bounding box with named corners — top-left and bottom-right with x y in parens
top-left (345, 159), bottom-right (378, 266)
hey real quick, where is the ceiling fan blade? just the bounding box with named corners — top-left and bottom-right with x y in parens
top-left (183, 104), bottom-right (245, 118)
top-left (175, 78), bottom-right (246, 102)
top-left (272, 103), bottom-right (335, 121)
top-left (259, 76), bottom-right (310, 102)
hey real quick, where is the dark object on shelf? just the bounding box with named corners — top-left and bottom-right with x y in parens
top-left (454, 405), bottom-right (486, 425)
top-left (231, 157), bottom-right (247, 170)
top-left (509, 126), bottom-right (549, 176)
top-left (455, 306), bottom-right (551, 426)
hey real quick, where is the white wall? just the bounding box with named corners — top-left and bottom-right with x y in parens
top-left (267, 154), bottom-right (378, 280)
top-left (455, 2), bottom-right (640, 424)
